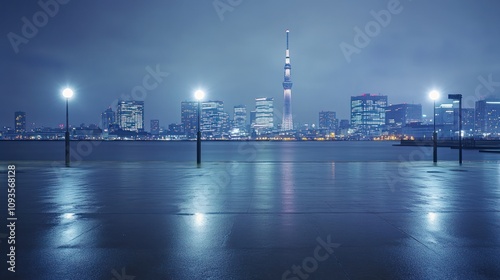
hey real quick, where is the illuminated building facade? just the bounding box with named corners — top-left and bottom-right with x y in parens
top-left (181, 101), bottom-right (198, 138)
top-left (117, 100), bottom-right (144, 132)
top-left (319, 111), bottom-right (338, 132)
top-left (385, 104), bottom-right (422, 127)
top-left (475, 100), bottom-right (500, 135)
top-left (233, 105), bottom-right (247, 135)
top-left (254, 97), bottom-right (274, 134)
top-left (351, 94), bottom-right (387, 136)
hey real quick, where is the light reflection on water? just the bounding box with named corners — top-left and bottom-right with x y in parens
top-left (2, 141), bottom-right (500, 162)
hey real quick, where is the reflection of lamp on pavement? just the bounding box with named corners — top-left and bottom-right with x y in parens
top-left (429, 90), bottom-right (439, 163)
top-left (62, 88), bottom-right (74, 167)
top-left (194, 90), bottom-right (205, 165)
top-left (448, 94), bottom-right (463, 164)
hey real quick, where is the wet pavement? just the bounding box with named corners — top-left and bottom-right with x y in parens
top-left (1, 161), bottom-right (500, 279)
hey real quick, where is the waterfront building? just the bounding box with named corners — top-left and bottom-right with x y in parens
top-left (351, 94), bottom-right (388, 136)
top-left (117, 100), bottom-right (144, 132)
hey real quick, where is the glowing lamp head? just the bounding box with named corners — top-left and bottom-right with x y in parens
top-left (62, 88), bottom-right (74, 99)
top-left (194, 90), bottom-right (205, 101)
top-left (429, 90), bottom-right (440, 101)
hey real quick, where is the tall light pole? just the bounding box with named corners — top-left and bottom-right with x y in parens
top-left (62, 88), bottom-right (74, 167)
top-left (194, 90), bottom-right (205, 166)
top-left (448, 94), bottom-right (463, 164)
top-left (429, 90), bottom-right (440, 163)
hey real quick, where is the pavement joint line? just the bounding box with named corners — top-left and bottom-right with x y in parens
top-left (56, 224), bottom-right (103, 247)
top-left (374, 213), bottom-right (440, 255)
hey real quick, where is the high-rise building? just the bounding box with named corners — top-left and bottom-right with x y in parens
top-left (385, 104), bottom-right (422, 127)
top-left (233, 105), bottom-right (247, 132)
top-left (14, 111), bottom-right (26, 133)
top-left (150, 119), bottom-right (160, 135)
top-left (351, 94), bottom-right (388, 136)
top-left (101, 107), bottom-right (115, 130)
top-left (250, 110), bottom-right (257, 130)
top-left (254, 98), bottom-right (274, 134)
top-left (475, 100), bottom-right (500, 135)
top-left (435, 103), bottom-right (454, 125)
top-left (181, 101), bottom-right (198, 138)
top-left (282, 29), bottom-right (293, 131)
top-left (117, 100), bottom-right (144, 132)
top-left (201, 101), bottom-right (225, 138)
top-left (319, 111), bottom-right (338, 131)
top-left (459, 108), bottom-right (475, 135)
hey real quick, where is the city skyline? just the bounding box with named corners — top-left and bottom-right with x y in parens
top-left (2, 1), bottom-right (500, 130)
top-left (6, 94), bottom-right (500, 138)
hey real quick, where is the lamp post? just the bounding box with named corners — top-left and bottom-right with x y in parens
top-left (194, 90), bottom-right (205, 165)
top-left (429, 90), bottom-right (440, 163)
top-left (448, 94), bottom-right (463, 164)
top-left (62, 88), bottom-right (74, 167)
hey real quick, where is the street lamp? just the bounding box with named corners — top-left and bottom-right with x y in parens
top-left (448, 94), bottom-right (463, 164)
top-left (429, 90), bottom-right (440, 163)
top-left (194, 90), bottom-right (205, 165)
top-left (62, 88), bottom-right (74, 167)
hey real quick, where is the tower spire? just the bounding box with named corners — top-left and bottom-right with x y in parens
top-left (282, 29), bottom-right (293, 131)
top-left (286, 29), bottom-right (289, 50)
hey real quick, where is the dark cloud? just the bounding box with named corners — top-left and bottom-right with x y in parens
top-left (2, 0), bottom-right (500, 129)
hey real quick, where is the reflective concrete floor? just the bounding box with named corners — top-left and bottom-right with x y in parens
top-left (1, 161), bottom-right (500, 279)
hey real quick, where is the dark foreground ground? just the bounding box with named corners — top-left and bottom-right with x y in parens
top-left (1, 160), bottom-right (500, 279)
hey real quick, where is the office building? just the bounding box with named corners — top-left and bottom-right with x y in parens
top-left (475, 100), bottom-right (500, 135)
top-left (201, 101), bottom-right (225, 138)
top-left (319, 111), bottom-right (338, 131)
top-left (117, 100), bottom-right (144, 132)
top-left (435, 103), bottom-right (455, 125)
top-left (254, 97), bottom-right (274, 134)
top-left (150, 119), bottom-right (160, 135)
top-left (385, 104), bottom-right (422, 127)
top-left (233, 105), bottom-right (247, 132)
top-left (181, 101), bottom-right (198, 138)
top-left (351, 94), bottom-right (388, 136)
top-left (101, 107), bottom-right (115, 130)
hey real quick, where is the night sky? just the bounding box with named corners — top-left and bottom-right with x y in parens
top-left (2, 0), bottom-right (500, 130)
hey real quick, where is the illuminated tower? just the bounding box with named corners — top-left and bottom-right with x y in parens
top-left (282, 29), bottom-right (293, 131)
